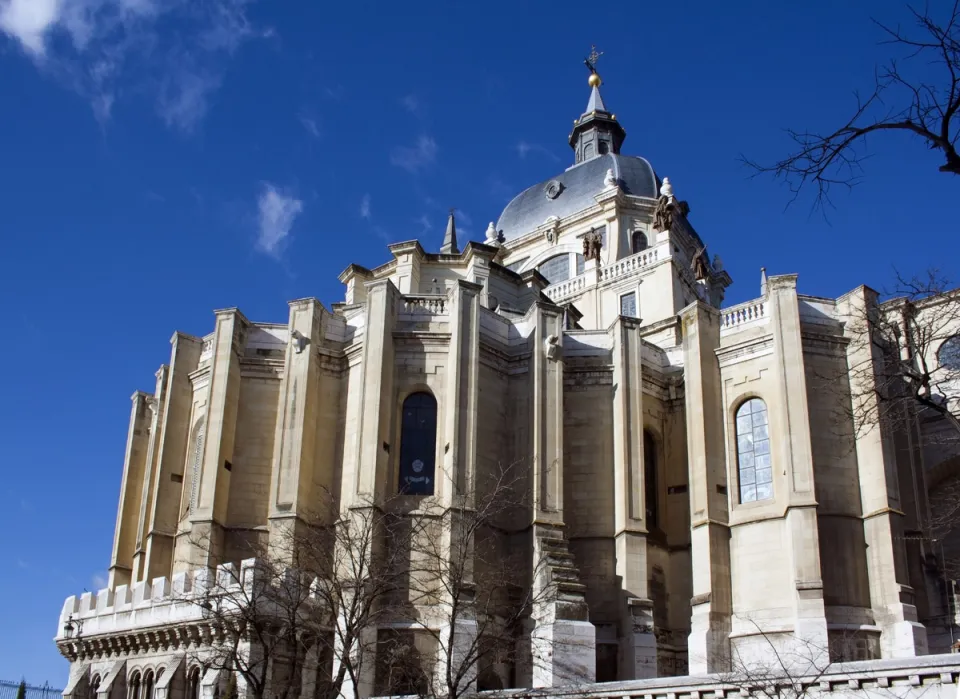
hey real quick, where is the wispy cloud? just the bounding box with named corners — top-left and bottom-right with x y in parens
top-left (516, 141), bottom-right (560, 162)
top-left (416, 214), bottom-right (433, 234)
top-left (17, 558), bottom-right (29, 570)
top-left (299, 112), bottom-right (320, 139)
top-left (390, 135), bottom-right (437, 174)
top-left (0, 0), bottom-right (265, 130)
top-left (401, 93), bottom-right (422, 117)
top-left (257, 183), bottom-right (303, 257)
top-left (360, 193), bottom-right (371, 219)
top-left (91, 571), bottom-right (108, 589)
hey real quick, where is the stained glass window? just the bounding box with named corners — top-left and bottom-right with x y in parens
top-left (537, 254), bottom-right (571, 284)
top-left (736, 399), bottom-right (772, 503)
top-left (399, 393), bottom-right (437, 495)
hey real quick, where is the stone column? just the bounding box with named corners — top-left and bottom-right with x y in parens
top-left (142, 332), bottom-right (202, 582)
top-left (680, 302), bottom-right (732, 674)
top-left (611, 316), bottom-right (657, 678)
top-left (348, 280), bottom-right (398, 504)
top-left (132, 367), bottom-right (166, 583)
top-left (840, 287), bottom-right (928, 657)
top-left (268, 298), bottom-right (331, 554)
top-left (188, 308), bottom-right (248, 567)
top-left (529, 302), bottom-right (596, 687)
top-left (767, 275), bottom-right (829, 657)
top-left (108, 391), bottom-right (153, 588)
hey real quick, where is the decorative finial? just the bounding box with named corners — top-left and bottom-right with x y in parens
top-left (484, 221), bottom-right (501, 247)
top-left (660, 177), bottom-right (674, 199)
top-left (584, 45), bottom-right (603, 87)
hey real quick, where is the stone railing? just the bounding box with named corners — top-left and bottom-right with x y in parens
top-left (545, 273), bottom-right (590, 303)
top-left (721, 298), bottom-right (767, 333)
top-left (599, 246), bottom-right (661, 285)
top-left (400, 294), bottom-right (448, 317)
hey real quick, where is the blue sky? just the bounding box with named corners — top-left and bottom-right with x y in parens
top-left (0, 0), bottom-right (957, 686)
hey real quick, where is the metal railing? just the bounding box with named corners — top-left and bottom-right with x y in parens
top-left (0, 681), bottom-right (63, 699)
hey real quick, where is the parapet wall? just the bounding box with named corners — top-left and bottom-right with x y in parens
top-left (56, 558), bottom-right (260, 640)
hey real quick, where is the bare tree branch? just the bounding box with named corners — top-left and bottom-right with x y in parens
top-left (744, 2), bottom-right (960, 211)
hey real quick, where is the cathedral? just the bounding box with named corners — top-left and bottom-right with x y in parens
top-left (55, 65), bottom-right (960, 699)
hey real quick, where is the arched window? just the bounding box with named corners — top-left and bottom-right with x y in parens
top-left (188, 668), bottom-right (201, 699)
top-left (632, 230), bottom-right (648, 254)
top-left (644, 430), bottom-right (658, 529)
top-left (129, 673), bottom-right (142, 699)
top-left (939, 335), bottom-right (960, 371)
top-left (537, 254), bottom-right (571, 284)
top-left (735, 399), bottom-right (772, 503)
top-left (90, 675), bottom-right (101, 699)
top-left (399, 393), bottom-right (438, 495)
top-left (189, 419), bottom-right (206, 514)
top-left (143, 671), bottom-right (154, 699)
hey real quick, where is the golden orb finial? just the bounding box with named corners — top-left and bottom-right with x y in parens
top-left (588, 72), bottom-right (602, 88)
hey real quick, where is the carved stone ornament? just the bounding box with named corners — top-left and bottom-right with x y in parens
top-left (544, 179), bottom-right (563, 200)
top-left (290, 329), bottom-right (308, 354)
top-left (582, 227), bottom-right (603, 262)
top-left (603, 168), bottom-right (617, 189)
top-left (544, 334), bottom-right (561, 361)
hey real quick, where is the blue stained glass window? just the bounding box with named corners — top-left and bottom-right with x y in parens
top-left (399, 392), bottom-right (437, 495)
top-left (735, 398), bottom-right (772, 503)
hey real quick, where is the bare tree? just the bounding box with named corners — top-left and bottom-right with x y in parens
top-left (375, 460), bottom-right (595, 699)
top-left (176, 494), bottom-right (408, 699)
top-left (837, 270), bottom-right (960, 642)
top-left (844, 269), bottom-right (960, 444)
top-left (745, 2), bottom-right (960, 209)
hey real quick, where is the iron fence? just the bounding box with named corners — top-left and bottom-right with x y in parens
top-left (0, 681), bottom-right (62, 699)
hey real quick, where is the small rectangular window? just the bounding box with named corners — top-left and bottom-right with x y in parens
top-left (620, 291), bottom-right (637, 317)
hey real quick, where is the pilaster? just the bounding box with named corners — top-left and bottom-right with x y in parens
top-left (108, 392), bottom-right (153, 588)
top-left (189, 308), bottom-right (248, 566)
top-left (532, 301), bottom-right (565, 521)
top-left (131, 368), bottom-right (167, 583)
top-left (142, 332), bottom-right (202, 583)
top-left (442, 280), bottom-right (482, 503)
top-left (268, 298), bottom-right (329, 551)
top-left (349, 279), bottom-right (399, 505)
top-left (840, 287), bottom-right (928, 657)
top-left (767, 275), bottom-right (829, 656)
top-left (611, 315), bottom-right (657, 678)
top-left (680, 302), bottom-right (732, 673)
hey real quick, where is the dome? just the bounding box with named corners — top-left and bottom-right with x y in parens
top-left (496, 154), bottom-right (659, 241)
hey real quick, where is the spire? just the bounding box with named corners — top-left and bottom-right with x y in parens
top-left (569, 46), bottom-right (625, 164)
top-left (585, 84), bottom-right (607, 114)
top-left (441, 209), bottom-right (459, 255)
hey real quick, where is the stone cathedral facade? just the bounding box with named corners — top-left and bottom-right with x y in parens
top-left (56, 72), bottom-right (960, 699)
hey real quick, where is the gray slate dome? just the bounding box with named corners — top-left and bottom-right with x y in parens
top-left (496, 153), bottom-right (659, 241)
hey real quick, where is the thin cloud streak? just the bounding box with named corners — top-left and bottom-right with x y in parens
top-left (390, 135), bottom-right (438, 174)
top-left (360, 193), bottom-right (372, 219)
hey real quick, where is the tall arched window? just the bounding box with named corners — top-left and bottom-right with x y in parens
top-left (644, 430), bottom-right (658, 529)
top-left (632, 230), bottom-right (648, 254)
top-left (188, 668), bottom-right (201, 699)
top-left (399, 393), bottom-right (438, 495)
top-left (90, 675), bottom-right (101, 699)
top-left (143, 671), bottom-right (154, 699)
top-left (189, 419), bottom-right (206, 514)
top-left (735, 399), bottom-right (771, 503)
top-left (129, 673), bottom-right (142, 699)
